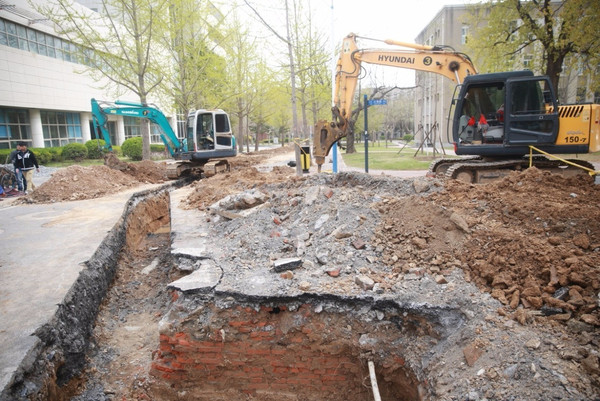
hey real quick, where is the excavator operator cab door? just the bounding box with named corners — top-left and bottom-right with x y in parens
top-left (504, 76), bottom-right (559, 145)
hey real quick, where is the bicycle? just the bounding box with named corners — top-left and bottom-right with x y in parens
top-left (1, 154), bottom-right (17, 191)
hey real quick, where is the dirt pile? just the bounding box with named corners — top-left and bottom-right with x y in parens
top-left (25, 159), bottom-right (167, 203)
top-left (25, 165), bottom-right (139, 203)
top-left (374, 168), bottom-right (600, 323)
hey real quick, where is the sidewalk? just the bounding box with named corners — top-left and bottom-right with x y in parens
top-left (0, 184), bottom-right (157, 396)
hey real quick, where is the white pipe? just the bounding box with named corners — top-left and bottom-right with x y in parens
top-left (368, 360), bottom-right (382, 401)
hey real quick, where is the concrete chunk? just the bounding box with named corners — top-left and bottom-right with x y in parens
top-left (168, 262), bottom-right (221, 292)
top-left (273, 257), bottom-right (303, 272)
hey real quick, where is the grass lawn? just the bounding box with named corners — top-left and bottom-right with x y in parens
top-left (341, 141), bottom-right (453, 170)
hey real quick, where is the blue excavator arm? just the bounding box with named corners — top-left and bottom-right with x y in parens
top-left (90, 98), bottom-right (186, 156)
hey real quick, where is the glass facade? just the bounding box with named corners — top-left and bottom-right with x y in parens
top-left (0, 17), bottom-right (84, 65)
top-left (124, 117), bottom-right (163, 143)
top-left (0, 108), bottom-right (31, 149)
top-left (41, 111), bottom-right (83, 147)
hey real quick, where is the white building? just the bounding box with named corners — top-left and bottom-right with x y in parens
top-left (0, 0), bottom-right (174, 150)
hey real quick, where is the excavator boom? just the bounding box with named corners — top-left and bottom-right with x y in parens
top-left (314, 33), bottom-right (477, 169)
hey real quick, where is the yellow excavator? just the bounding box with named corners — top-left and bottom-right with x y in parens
top-left (314, 33), bottom-right (600, 183)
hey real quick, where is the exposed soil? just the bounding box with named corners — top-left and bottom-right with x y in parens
top-left (44, 146), bottom-right (599, 400)
top-left (23, 158), bottom-right (168, 203)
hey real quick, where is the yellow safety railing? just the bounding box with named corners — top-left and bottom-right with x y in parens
top-left (528, 146), bottom-right (598, 176)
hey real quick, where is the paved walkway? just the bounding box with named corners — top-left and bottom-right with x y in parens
top-left (0, 185), bottom-right (156, 394)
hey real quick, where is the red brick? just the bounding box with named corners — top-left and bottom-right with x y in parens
top-left (152, 363), bottom-right (175, 373)
top-left (198, 341), bottom-right (224, 348)
top-left (246, 348), bottom-right (271, 355)
top-left (237, 326), bottom-right (253, 333)
top-left (322, 375), bottom-right (348, 382)
top-left (270, 348), bottom-right (286, 355)
top-left (229, 320), bottom-right (252, 327)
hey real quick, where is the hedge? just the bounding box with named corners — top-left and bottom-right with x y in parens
top-left (62, 142), bottom-right (88, 161)
top-left (85, 139), bottom-right (108, 159)
top-left (121, 137), bottom-right (143, 161)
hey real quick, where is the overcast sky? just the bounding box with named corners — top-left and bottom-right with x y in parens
top-left (239, 0), bottom-right (468, 87)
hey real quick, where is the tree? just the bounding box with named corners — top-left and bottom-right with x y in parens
top-left (467, 0), bottom-right (600, 97)
top-left (220, 14), bottom-right (259, 153)
top-left (289, 1), bottom-right (331, 140)
top-left (346, 86), bottom-right (401, 154)
top-left (162, 0), bottom-right (229, 117)
top-left (37, 0), bottom-right (170, 160)
top-left (248, 59), bottom-right (279, 151)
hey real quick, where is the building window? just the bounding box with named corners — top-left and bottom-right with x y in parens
top-left (523, 55), bottom-right (532, 70)
top-left (595, 91), bottom-right (600, 104)
top-left (0, 17), bottom-right (86, 65)
top-left (0, 108), bottom-right (31, 149)
top-left (123, 117), bottom-right (141, 140)
top-left (123, 117), bottom-right (163, 143)
top-left (461, 25), bottom-right (469, 45)
top-left (41, 111), bottom-right (82, 147)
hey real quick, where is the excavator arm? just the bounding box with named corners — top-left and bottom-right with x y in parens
top-left (90, 98), bottom-right (184, 157)
top-left (314, 33), bottom-right (477, 170)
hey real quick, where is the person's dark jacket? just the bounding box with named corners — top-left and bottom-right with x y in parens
top-left (15, 149), bottom-right (39, 171)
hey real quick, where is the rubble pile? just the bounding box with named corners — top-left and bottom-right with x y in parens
top-left (187, 166), bottom-right (599, 399)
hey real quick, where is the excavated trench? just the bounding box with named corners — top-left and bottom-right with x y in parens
top-left (4, 188), bottom-right (465, 401)
top-left (149, 290), bottom-right (464, 401)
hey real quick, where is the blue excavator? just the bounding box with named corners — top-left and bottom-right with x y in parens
top-left (90, 98), bottom-right (237, 178)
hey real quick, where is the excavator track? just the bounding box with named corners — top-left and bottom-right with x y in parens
top-left (203, 160), bottom-right (230, 177)
top-left (166, 162), bottom-right (193, 180)
top-left (428, 156), bottom-right (481, 177)
top-left (443, 157), bottom-right (596, 184)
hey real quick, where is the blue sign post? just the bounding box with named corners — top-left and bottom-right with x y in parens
top-left (364, 98), bottom-right (387, 173)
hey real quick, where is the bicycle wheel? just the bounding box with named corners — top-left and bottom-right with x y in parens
top-left (0, 172), bottom-right (14, 190)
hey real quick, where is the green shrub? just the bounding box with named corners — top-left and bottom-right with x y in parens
top-left (402, 134), bottom-right (414, 143)
top-left (32, 148), bottom-right (52, 165)
top-left (121, 137), bottom-right (143, 161)
top-left (62, 142), bottom-right (88, 161)
top-left (86, 139), bottom-right (108, 159)
top-left (0, 149), bottom-right (11, 164)
top-left (45, 147), bottom-right (63, 162)
top-left (150, 144), bottom-right (166, 153)
top-left (111, 145), bottom-right (122, 157)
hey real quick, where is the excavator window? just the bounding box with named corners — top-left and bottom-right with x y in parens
top-left (458, 82), bottom-right (505, 143)
top-left (507, 78), bottom-right (555, 136)
top-left (197, 114), bottom-right (214, 150)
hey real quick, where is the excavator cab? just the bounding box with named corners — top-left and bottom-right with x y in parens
top-left (186, 109), bottom-right (236, 160)
top-left (453, 71), bottom-right (559, 157)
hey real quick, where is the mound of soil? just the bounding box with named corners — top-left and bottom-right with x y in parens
top-left (26, 165), bottom-right (140, 203)
top-left (375, 167), bottom-right (600, 323)
top-left (25, 159), bottom-right (167, 203)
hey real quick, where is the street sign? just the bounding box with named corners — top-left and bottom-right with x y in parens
top-left (367, 99), bottom-right (387, 106)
